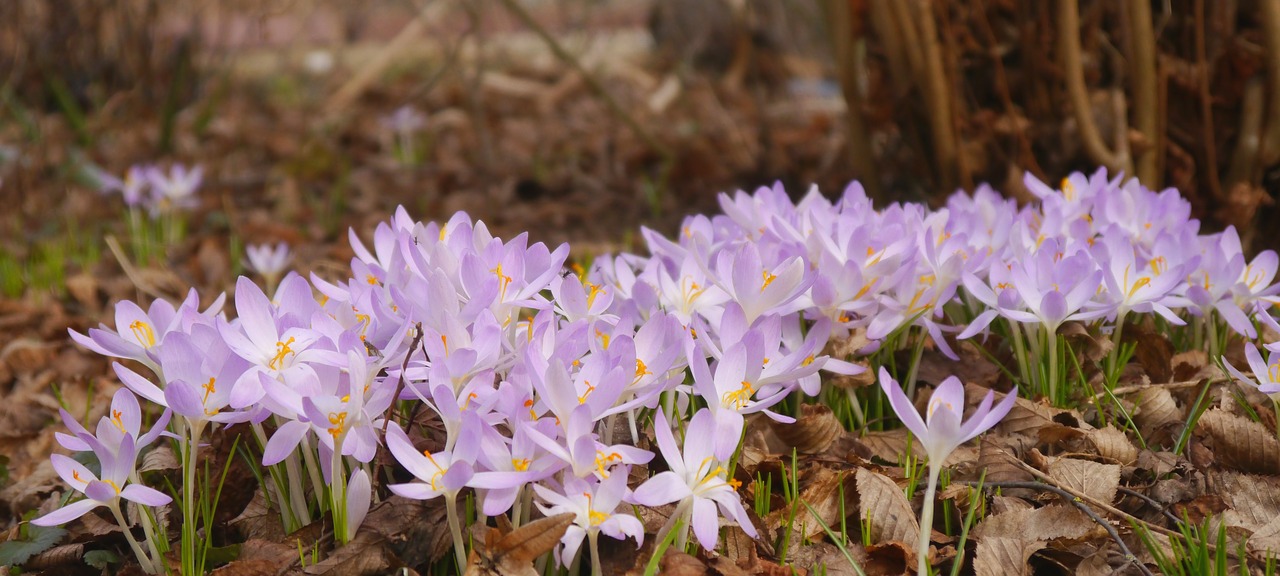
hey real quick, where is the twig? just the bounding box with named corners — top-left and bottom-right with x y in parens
top-left (493, 0), bottom-right (671, 162)
top-left (1058, 0), bottom-right (1132, 174)
top-left (1194, 0), bottom-right (1222, 200)
top-left (867, 0), bottom-right (911, 98)
top-left (1116, 486), bottom-right (1182, 525)
top-left (823, 0), bottom-right (882, 200)
top-left (104, 235), bottom-right (166, 301)
top-left (964, 480), bottom-right (1155, 576)
top-left (381, 322), bottom-right (424, 440)
top-left (1127, 0), bottom-right (1159, 185)
top-left (1259, 0), bottom-right (1280, 167)
top-left (326, 1), bottom-right (450, 114)
top-left (1225, 79), bottom-right (1264, 188)
top-left (1088, 376), bottom-right (1227, 403)
top-left (912, 0), bottom-right (958, 190)
top-left (973, 0), bottom-right (1044, 178)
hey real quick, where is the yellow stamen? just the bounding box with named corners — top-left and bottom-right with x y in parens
top-left (202, 377), bottom-right (217, 405)
top-left (761, 270), bottom-right (777, 292)
top-left (721, 381), bottom-right (753, 410)
top-left (512, 458), bottom-right (530, 472)
top-left (594, 451), bottom-right (622, 478)
top-left (327, 411), bottom-right (347, 438)
top-left (269, 337), bottom-right (296, 371)
top-left (129, 321), bottom-right (157, 349)
top-left (110, 409), bottom-right (127, 433)
top-left (578, 381), bottom-right (596, 404)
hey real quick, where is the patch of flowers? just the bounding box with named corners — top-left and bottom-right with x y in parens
top-left (37, 168), bottom-right (1280, 574)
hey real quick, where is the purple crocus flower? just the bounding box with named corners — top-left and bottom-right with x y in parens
top-left (631, 408), bottom-right (757, 550)
top-left (55, 388), bottom-right (170, 456)
top-left (145, 163), bottom-right (202, 215)
top-left (1223, 343), bottom-right (1280, 397)
top-left (34, 433), bottom-right (170, 526)
top-left (879, 367), bottom-right (1015, 576)
top-left (533, 471), bottom-right (644, 572)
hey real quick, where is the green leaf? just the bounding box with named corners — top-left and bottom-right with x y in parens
top-left (0, 522), bottom-right (66, 566)
top-left (84, 549), bottom-right (120, 569)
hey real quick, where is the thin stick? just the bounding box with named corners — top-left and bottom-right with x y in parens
top-left (1193, 0), bottom-right (1221, 200)
top-left (964, 480), bottom-right (1154, 576)
top-left (326, 1), bottom-right (450, 113)
top-left (1116, 486), bottom-right (1182, 525)
top-left (1058, 0), bottom-right (1131, 174)
top-left (1088, 376), bottom-right (1227, 403)
top-left (104, 235), bottom-right (166, 300)
top-left (1127, 0), bottom-right (1159, 184)
top-left (493, 0), bottom-right (671, 162)
top-left (823, 0), bottom-right (882, 201)
top-left (1258, 0), bottom-right (1280, 166)
top-left (912, 0), bottom-right (958, 190)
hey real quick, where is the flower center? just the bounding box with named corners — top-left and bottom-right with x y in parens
top-left (761, 269), bottom-right (777, 292)
top-left (269, 337), bottom-right (297, 371)
top-left (129, 320), bottom-right (157, 349)
top-left (722, 381), bottom-right (754, 410)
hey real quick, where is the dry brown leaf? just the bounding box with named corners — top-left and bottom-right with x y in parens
top-left (973, 537), bottom-right (1041, 576)
top-left (22, 543), bottom-right (84, 571)
top-left (229, 490), bottom-right (285, 542)
top-left (766, 467), bottom-right (855, 550)
top-left (769, 403), bottom-right (841, 454)
top-left (1086, 425), bottom-right (1139, 465)
top-left (1045, 457), bottom-right (1121, 505)
top-left (855, 468), bottom-right (919, 546)
top-left (1248, 514), bottom-right (1280, 555)
top-left (1197, 410), bottom-right (1280, 475)
top-left (1133, 328), bottom-right (1175, 384)
top-left (465, 513), bottom-right (575, 576)
top-left (976, 437), bottom-right (1034, 484)
top-left (973, 505), bottom-right (1098, 542)
top-left (1133, 387), bottom-right (1182, 439)
top-left (1216, 472), bottom-right (1280, 528)
top-left (304, 496), bottom-right (446, 575)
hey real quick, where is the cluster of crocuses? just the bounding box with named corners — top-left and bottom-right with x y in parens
top-left (38, 168), bottom-right (1280, 575)
top-left (95, 163), bottom-right (204, 216)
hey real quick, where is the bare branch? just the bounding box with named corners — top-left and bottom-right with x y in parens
top-left (1059, 0), bottom-right (1131, 174)
top-left (1127, 0), bottom-right (1159, 185)
top-left (823, 0), bottom-right (882, 201)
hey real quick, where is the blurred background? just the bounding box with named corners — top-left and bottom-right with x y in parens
top-left (0, 0), bottom-right (1278, 300)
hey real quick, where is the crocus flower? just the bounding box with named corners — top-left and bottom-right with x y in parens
top-left (1223, 342), bottom-right (1280, 397)
top-left (246, 242), bottom-right (292, 291)
top-left (879, 367), bottom-right (1015, 576)
top-left (534, 471), bottom-right (644, 575)
top-left (631, 408), bottom-right (756, 550)
top-left (146, 163), bottom-right (202, 215)
top-left (34, 434), bottom-right (170, 574)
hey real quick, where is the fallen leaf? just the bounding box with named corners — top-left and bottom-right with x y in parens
top-left (1197, 410), bottom-right (1280, 475)
top-left (769, 403), bottom-right (841, 454)
top-left (973, 537), bottom-right (1041, 576)
top-left (1086, 425), bottom-right (1139, 465)
top-left (1132, 327), bottom-right (1175, 384)
top-left (464, 512), bottom-right (574, 576)
top-left (973, 505), bottom-right (1098, 542)
top-left (1046, 457), bottom-right (1121, 505)
top-left (304, 496), bottom-right (446, 575)
top-left (1133, 387), bottom-right (1182, 440)
top-left (855, 468), bottom-right (918, 546)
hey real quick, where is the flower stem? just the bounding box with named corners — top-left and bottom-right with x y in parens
top-left (904, 330), bottom-right (926, 401)
top-left (589, 529), bottom-right (603, 576)
top-left (916, 463), bottom-right (942, 576)
top-left (445, 491), bottom-right (467, 571)
top-left (109, 500), bottom-right (157, 574)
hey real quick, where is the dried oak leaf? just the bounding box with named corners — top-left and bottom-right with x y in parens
top-left (304, 496), bottom-right (446, 575)
top-left (1045, 457), bottom-right (1121, 505)
top-left (1085, 425), bottom-right (1139, 465)
top-left (769, 403), bottom-right (842, 454)
top-left (1133, 387), bottom-right (1183, 440)
top-left (1197, 410), bottom-right (1280, 475)
top-left (1132, 328), bottom-right (1175, 384)
top-left (973, 537), bottom-right (1042, 576)
top-left (766, 467), bottom-right (856, 552)
top-left (1216, 471), bottom-right (1280, 529)
top-left (855, 468), bottom-right (919, 546)
top-left (1247, 515), bottom-right (1280, 556)
top-left (973, 505), bottom-right (1098, 542)
top-left (464, 512), bottom-right (574, 576)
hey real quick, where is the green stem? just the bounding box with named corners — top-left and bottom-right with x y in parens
top-left (330, 438), bottom-right (348, 544)
top-left (109, 500), bottom-right (157, 574)
top-left (1107, 314), bottom-right (1128, 387)
top-left (904, 331), bottom-right (927, 401)
top-left (183, 419), bottom-right (206, 576)
top-left (589, 529), bottom-right (603, 576)
top-left (917, 463), bottom-right (942, 576)
top-left (445, 491), bottom-right (467, 571)
top-left (1048, 329), bottom-right (1060, 406)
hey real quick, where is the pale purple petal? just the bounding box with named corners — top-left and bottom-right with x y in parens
top-left (691, 496), bottom-right (720, 551)
top-left (263, 420), bottom-right (311, 466)
top-left (878, 367), bottom-right (927, 441)
top-left (631, 472), bottom-right (691, 507)
top-left (31, 498), bottom-right (101, 526)
top-left (346, 469), bottom-right (372, 537)
top-left (121, 484), bottom-right (172, 507)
